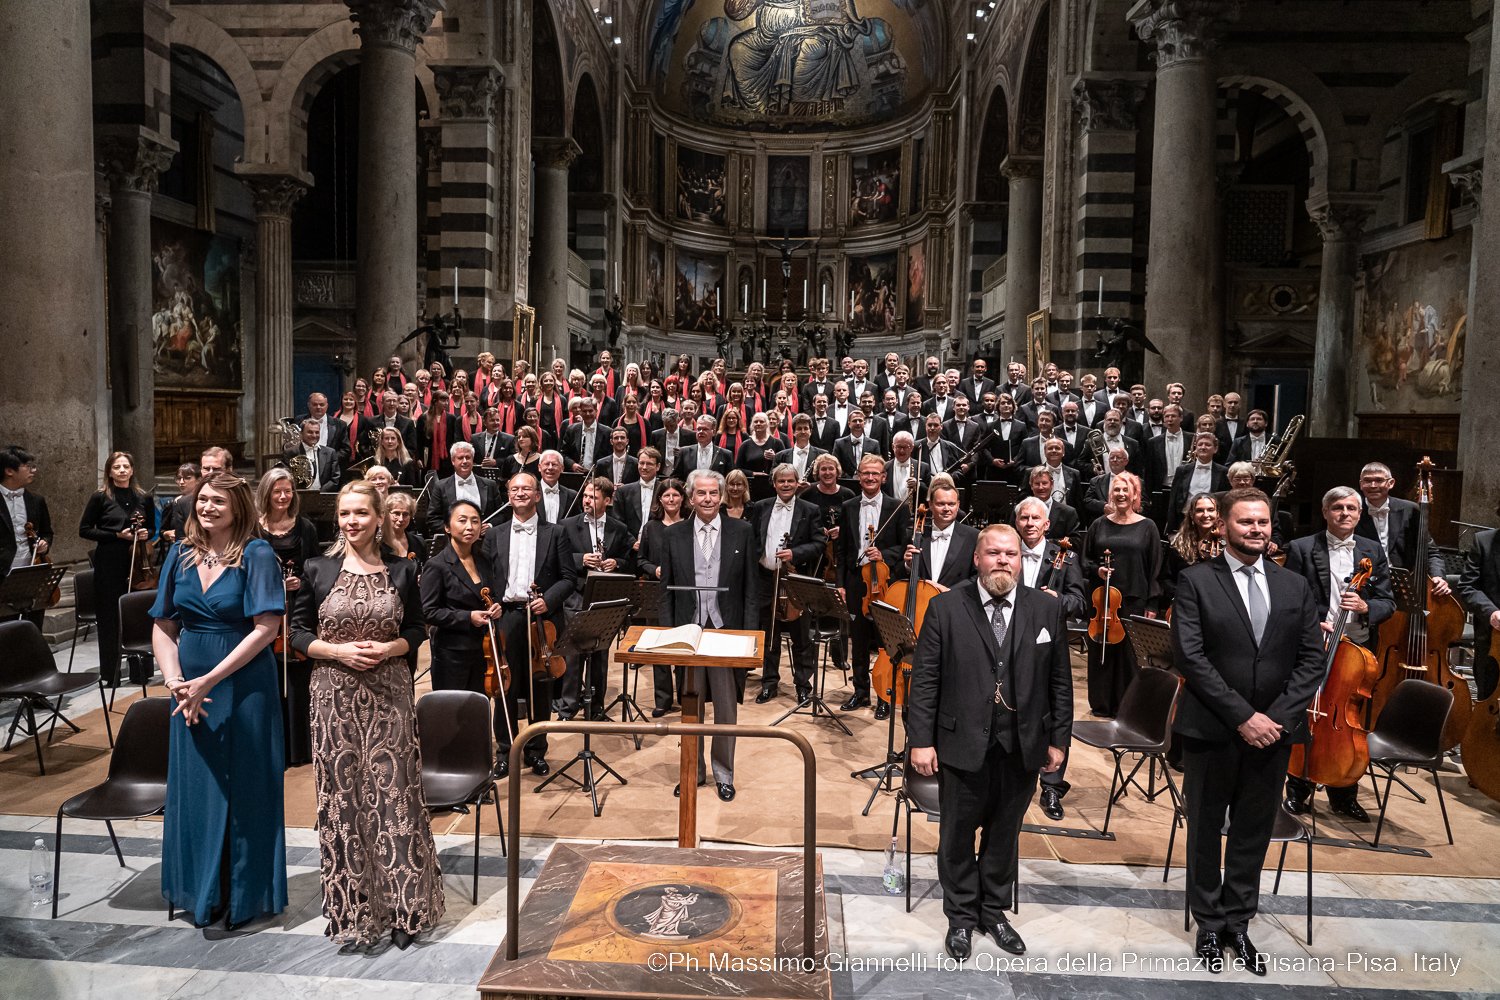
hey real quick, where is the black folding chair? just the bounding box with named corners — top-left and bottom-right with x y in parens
top-left (1366, 680), bottom-right (1455, 849)
top-left (418, 690), bottom-right (504, 904)
top-left (0, 620), bottom-right (113, 772)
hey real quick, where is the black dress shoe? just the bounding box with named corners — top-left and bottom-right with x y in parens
top-left (944, 926), bottom-right (972, 960)
top-left (391, 928), bottom-right (416, 950)
top-left (1039, 786), bottom-right (1064, 821)
top-left (1194, 929), bottom-right (1224, 973)
top-left (492, 758), bottom-right (509, 779)
top-left (873, 700), bottom-right (890, 721)
top-left (755, 685), bottom-right (779, 704)
top-left (673, 780), bottom-right (708, 797)
top-left (1227, 932), bottom-right (1266, 976)
top-left (716, 782), bottom-right (735, 802)
top-left (1330, 798), bottom-right (1369, 822)
top-left (651, 707), bottom-right (668, 718)
top-left (979, 919), bottom-right (1026, 955)
top-left (795, 689), bottom-right (812, 704)
top-left (526, 757), bottom-right (550, 776)
top-left (1284, 794), bottom-right (1310, 815)
top-left (839, 694), bottom-right (870, 712)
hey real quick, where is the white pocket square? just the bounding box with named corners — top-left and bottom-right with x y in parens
top-left (1035, 628), bottom-right (1051, 644)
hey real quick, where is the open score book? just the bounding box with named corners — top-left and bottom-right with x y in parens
top-left (634, 625), bottom-right (755, 658)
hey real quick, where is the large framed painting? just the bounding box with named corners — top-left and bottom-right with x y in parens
top-left (645, 238), bottom-right (666, 327)
top-left (906, 241), bottom-right (925, 331)
top-left (766, 155), bottom-right (810, 236)
top-left (849, 147), bottom-right (901, 227)
top-left (1357, 231), bottom-right (1468, 413)
top-left (674, 248), bottom-right (724, 332)
top-left (676, 146), bottom-right (727, 226)
top-left (150, 218), bottom-right (242, 390)
top-left (847, 251), bottom-right (898, 334)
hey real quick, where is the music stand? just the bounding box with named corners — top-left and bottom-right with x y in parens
top-left (771, 574), bottom-right (853, 736)
top-left (1388, 566), bottom-right (1421, 614)
top-left (581, 573), bottom-right (650, 747)
top-left (0, 565), bottom-right (64, 619)
top-left (535, 598), bottom-right (633, 816)
top-left (851, 600), bottom-right (920, 815)
top-left (1119, 614), bottom-right (1176, 801)
top-left (559, 470), bottom-right (587, 494)
top-left (969, 481), bottom-right (1017, 524)
top-left (749, 472), bottom-right (775, 503)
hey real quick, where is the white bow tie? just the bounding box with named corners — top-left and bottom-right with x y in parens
top-left (776, 502), bottom-right (795, 512)
top-left (931, 530), bottom-right (950, 542)
top-left (513, 523), bottom-right (535, 535)
top-left (1328, 537), bottom-right (1355, 552)
top-left (863, 499), bottom-right (879, 508)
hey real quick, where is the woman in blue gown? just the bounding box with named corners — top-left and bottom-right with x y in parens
top-left (150, 471), bottom-right (287, 929)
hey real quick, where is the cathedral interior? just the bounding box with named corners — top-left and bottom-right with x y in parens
top-left (2, 1), bottom-right (1500, 998)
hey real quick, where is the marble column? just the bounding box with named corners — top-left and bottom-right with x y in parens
top-left (1306, 195), bottom-right (1377, 439)
top-left (99, 133), bottom-right (176, 477)
top-left (1002, 156), bottom-right (1043, 367)
top-left (347, 0), bottom-right (440, 380)
top-left (244, 174), bottom-right (309, 469)
top-left (1457, 35), bottom-right (1500, 518)
top-left (0, 0), bottom-right (97, 562)
top-left (1131, 0), bottom-right (1239, 403)
top-left (533, 136), bottom-right (581, 366)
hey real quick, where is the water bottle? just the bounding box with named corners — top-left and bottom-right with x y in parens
top-left (881, 836), bottom-right (904, 895)
top-left (30, 838), bottom-right (52, 907)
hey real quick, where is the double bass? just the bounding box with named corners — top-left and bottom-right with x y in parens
top-left (1369, 458), bottom-right (1471, 748)
top-left (1088, 549), bottom-right (1125, 645)
top-left (1461, 662), bottom-right (1500, 804)
top-left (871, 504), bottom-right (941, 710)
top-left (1288, 558), bottom-right (1377, 788)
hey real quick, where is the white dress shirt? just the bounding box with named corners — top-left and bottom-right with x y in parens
top-left (762, 500), bottom-right (795, 570)
top-left (696, 443), bottom-right (715, 470)
top-left (505, 515), bottom-right (538, 601)
top-left (1225, 551), bottom-right (1270, 618)
top-left (889, 459), bottom-right (912, 502)
top-left (1188, 462), bottom-right (1214, 495)
top-left (858, 494), bottom-right (881, 564)
top-left (610, 453), bottom-right (629, 483)
top-left (1022, 538), bottom-right (1047, 588)
top-left (637, 478), bottom-right (656, 535)
top-left (1367, 502), bottom-right (1391, 553)
top-left (454, 474), bottom-right (480, 506)
top-left (926, 438), bottom-right (946, 474)
top-left (791, 447), bottom-right (812, 480)
top-left (926, 524), bottom-right (953, 582)
top-left (579, 423), bottom-right (599, 467)
top-left (1325, 532), bottom-right (1357, 621)
top-left (303, 444), bottom-right (322, 490)
top-left (541, 483), bottom-right (561, 522)
top-left (1246, 434), bottom-right (1267, 461)
top-left (315, 415), bottom-right (330, 447)
top-left (3, 488), bottom-right (28, 570)
top-left (1163, 432), bottom-right (1184, 480)
top-left (832, 403), bottom-right (851, 431)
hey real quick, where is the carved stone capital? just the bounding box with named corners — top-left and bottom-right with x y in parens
top-left (1447, 164), bottom-right (1483, 204)
top-left (1000, 156), bottom-right (1043, 183)
top-left (1129, 0), bottom-right (1241, 69)
top-left (97, 134), bottom-right (177, 195)
top-left (347, 0), bottom-right (442, 53)
top-left (434, 64), bottom-right (504, 121)
top-left (1306, 195), bottom-right (1380, 243)
top-left (246, 175), bottom-right (310, 218)
top-left (1072, 77), bottom-right (1150, 133)
top-left (533, 136), bottom-right (583, 171)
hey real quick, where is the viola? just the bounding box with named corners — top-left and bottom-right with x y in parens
top-left (771, 531), bottom-right (801, 624)
top-left (819, 507), bottom-right (839, 584)
top-left (1289, 558), bottom-right (1378, 788)
top-left (1369, 457), bottom-right (1471, 748)
top-left (1045, 537), bottom-right (1072, 592)
top-left (127, 509), bottom-right (159, 592)
top-left (860, 524), bottom-right (891, 615)
top-left (528, 582), bottom-right (567, 679)
top-left (479, 586), bottom-right (511, 700)
top-left (1088, 549), bottom-right (1125, 645)
top-left (24, 521), bottom-right (61, 607)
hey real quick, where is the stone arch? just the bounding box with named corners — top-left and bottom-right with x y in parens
top-left (973, 83), bottom-right (1011, 203)
top-left (167, 9), bottom-right (265, 163)
top-left (269, 20), bottom-right (362, 173)
top-left (532, 0), bottom-right (568, 137)
top-left (572, 72), bottom-right (607, 193)
top-left (1218, 74), bottom-right (1331, 200)
top-left (1013, 2), bottom-right (1050, 157)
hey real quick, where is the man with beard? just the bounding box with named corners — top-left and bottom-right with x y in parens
top-left (907, 524), bottom-right (1071, 960)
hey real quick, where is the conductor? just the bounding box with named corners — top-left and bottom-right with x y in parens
top-left (907, 524), bottom-right (1071, 961)
top-left (1170, 487), bottom-right (1323, 975)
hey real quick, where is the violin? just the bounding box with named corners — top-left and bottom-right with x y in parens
top-left (271, 557), bottom-right (307, 663)
top-left (479, 586), bottom-right (511, 700)
top-left (819, 507), bottom-right (839, 584)
top-left (1088, 549), bottom-right (1125, 645)
top-left (24, 522), bottom-right (61, 608)
top-left (1289, 558), bottom-right (1377, 788)
top-left (127, 509), bottom-right (159, 592)
top-left (1045, 537), bottom-right (1072, 592)
top-left (528, 582), bottom-right (566, 679)
top-left (772, 531), bottom-right (800, 624)
top-left (860, 524), bottom-right (891, 615)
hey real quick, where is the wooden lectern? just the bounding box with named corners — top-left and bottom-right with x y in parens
top-left (614, 625), bottom-right (763, 847)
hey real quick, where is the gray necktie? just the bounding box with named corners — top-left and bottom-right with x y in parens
top-left (1240, 564), bottom-right (1267, 644)
top-left (990, 596), bottom-right (1010, 652)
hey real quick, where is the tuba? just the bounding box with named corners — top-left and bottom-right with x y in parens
top-left (1255, 413), bottom-right (1304, 479)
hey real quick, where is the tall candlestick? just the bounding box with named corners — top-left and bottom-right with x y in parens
top-left (1097, 276), bottom-right (1103, 315)
top-left (802, 279), bottom-right (808, 309)
top-left (762, 278), bottom-right (767, 309)
top-left (614, 261), bottom-right (621, 295)
top-left (716, 288), bottom-right (721, 315)
top-left (453, 266), bottom-right (459, 307)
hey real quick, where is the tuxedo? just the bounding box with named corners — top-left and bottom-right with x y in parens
top-left (921, 393), bottom-right (958, 421)
top-left (1458, 529), bottom-right (1500, 699)
top-left (479, 517), bottom-right (577, 757)
top-left (535, 481), bottom-right (580, 525)
top-left (293, 412), bottom-right (352, 466)
top-left (1077, 399), bottom-right (1108, 428)
top-left (612, 478), bottom-right (660, 541)
top-left (956, 375), bottom-right (996, 405)
top-left (891, 412), bottom-right (926, 439)
top-left (808, 412), bottom-right (842, 451)
top-left (1081, 472), bottom-right (1116, 522)
top-left (650, 425), bottom-right (695, 471)
top-left (592, 452), bottom-right (641, 486)
top-left (980, 419), bottom-right (1028, 482)
top-left (562, 421), bottom-right (613, 472)
top-left (280, 444), bottom-right (341, 492)
top-left (1036, 464), bottom-right (1081, 508)
top-left (0, 488), bottom-right (51, 584)
top-left (1024, 538), bottom-right (1088, 620)
top-left (1281, 532), bottom-right (1395, 640)
top-left (556, 512), bottom-right (637, 717)
top-left (906, 581), bottom-right (1071, 930)
top-left (863, 414), bottom-right (894, 458)
top-left (840, 492), bottom-right (911, 701)
top-left (1053, 423), bottom-right (1090, 469)
top-left (909, 521), bottom-right (979, 589)
top-left (1229, 433), bottom-right (1270, 465)
top-left (1355, 498), bottom-right (1445, 577)
top-left (1146, 431), bottom-right (1192, 492)
top-left (1097, 433), bottom-right (1145, 478)
top-left (912, 373), bottom-right (940, 398)
top-left (846, 378), bottom-right (875, 404)
top-left (659, 514), bottom-right (761, 784)
top-left (913, 437), bottom-right (969, 485)
top-left (1167, 462), bottom-right (1230, 532)
top-left (672, 443), bottom-right (733, 481)
top-left (1016, 400), bottom-right (1060, 433)
top-left (775, 445), bottom-right (827, 484)
top-left (874, 370), bottom-right (901, 398)
top-left (1215, 418), bottom-right (1247, 462)
top-left (423, 473), bottom-right (504, 540)
top-left (997, 381), bottom-right (1032, 406)
top-left (469, 429), bottom-right (517, 469)
top-left (832, 434), bottom-right (879, 477)
top-left (1042, 499), bottom-right (1080, 545)
top-left (1016, 433), bottom-right (1060, 472)
top-left (1171, 555), bottom-right (1324, 935)
top-left (800, 379), bottom-right (834, 411)
top-left (941, 415), bottom-right (983, 454)
top-left (749, 496), bottom-right (827, 696)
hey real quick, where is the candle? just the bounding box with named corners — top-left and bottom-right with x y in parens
top-left (453, 266), bottom-right (459, 307)
top-left (762, 278), bottom-right (767, 309)
top-left (803, 280), bottom-right (808, 309)
top-left (821, 283), bottom-right (828, 313)
top-left (1097, 276), bottom-right (1103, 315)
top-left (614, 261), bottom-right (620, 295)
top-left (742, 284), bottom-right (748, 313)
top-left (716, 288), bottom-right (721, 315)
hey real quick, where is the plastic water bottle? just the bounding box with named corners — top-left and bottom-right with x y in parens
top-left (881, 836), bottom-right (905, 895)
top-left (30, 838), bottom-right (52, 907)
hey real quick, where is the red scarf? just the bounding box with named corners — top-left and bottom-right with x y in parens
top-left (594, 366), bottom-right (617, 396)
top-left (620, 413), bottom-right (649, 447)
top-left (718, 431), bottom-right (744, 454)
top-left (361, 396), bottom-right (378, 418)
top-left (539, 393), bottom-right (565, 433)
top-left (461, 409), bottom-right (478, 439)
top-left (496, 401), bottom-right (518, 434)
top-left (430, 413), bottom-right (447, 469)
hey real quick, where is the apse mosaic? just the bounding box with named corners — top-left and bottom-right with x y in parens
top-left (648, 0), bottom-right (943, 132)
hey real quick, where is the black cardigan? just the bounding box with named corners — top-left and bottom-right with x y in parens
top-left (289, 553), bottom-right (425, 660)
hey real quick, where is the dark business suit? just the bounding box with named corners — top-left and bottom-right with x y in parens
top-left (1043, 500), bottom-right (1080, 547)
top-left (908, 521), bottom-right (979, 590)
top-left (0, 489), bottom-right (52, 585)
top-left (956, 375), bottom-right (996, 405)
top-left (592, 452), bottom-right (640, 486)
top-left (1167, 463), bottom-right (1230, 533)
top-left (980, 420), bottom-right (1028, 483)
top-left (1458, 528), bottom-right (1500, 700)
top-left (480, 519), bottom-right (577, 760)
top-left (280, 445), bottom-right (341, 492)
top-left (556, 513), bottom-right (637, 718)
top-left (612, 478), bottom-right (658, 542)
top-left (1171, 556), bottom-right (1324, 936)
top-left (839, 493), bottom-right (911, 702)
top-left (913, 437), bottom-right (969, 487)
top-left (808, 414), bottom-right (841, 452)
top-left (562, 422), bottom-right (613, 473)
top-left (470, 429), bottom-right (516, 470)
top-left (1355, 498), bottom-right (1446, 578)
top-left (672, 444), bottom-right (733, 481)
top-left (749, 497), bottom-right (827, 698)
top-left (659, 515), bottom-right (760, 784)
top-left (907, 582), bottom-right (1071, 930)
top-left (293, 413), bottom-right (353, 468)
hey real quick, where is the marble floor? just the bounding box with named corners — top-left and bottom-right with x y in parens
top-left (4, 640), bottom-right (1499, 999)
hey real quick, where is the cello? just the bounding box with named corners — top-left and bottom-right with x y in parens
top-left (1369, 458), bottom-right (1471, 748)
top-left (1288, 558), bottom-right (1377, 788)
top-left (871, 504), bottom-right (941, 710)
top-left (1461, 664), bottom-right (1500, 804)
top-left (1088, 549), bottom-right (1125, 646)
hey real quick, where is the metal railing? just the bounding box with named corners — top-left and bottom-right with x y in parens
top-left (503, 720), bottom-right (819, 961)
